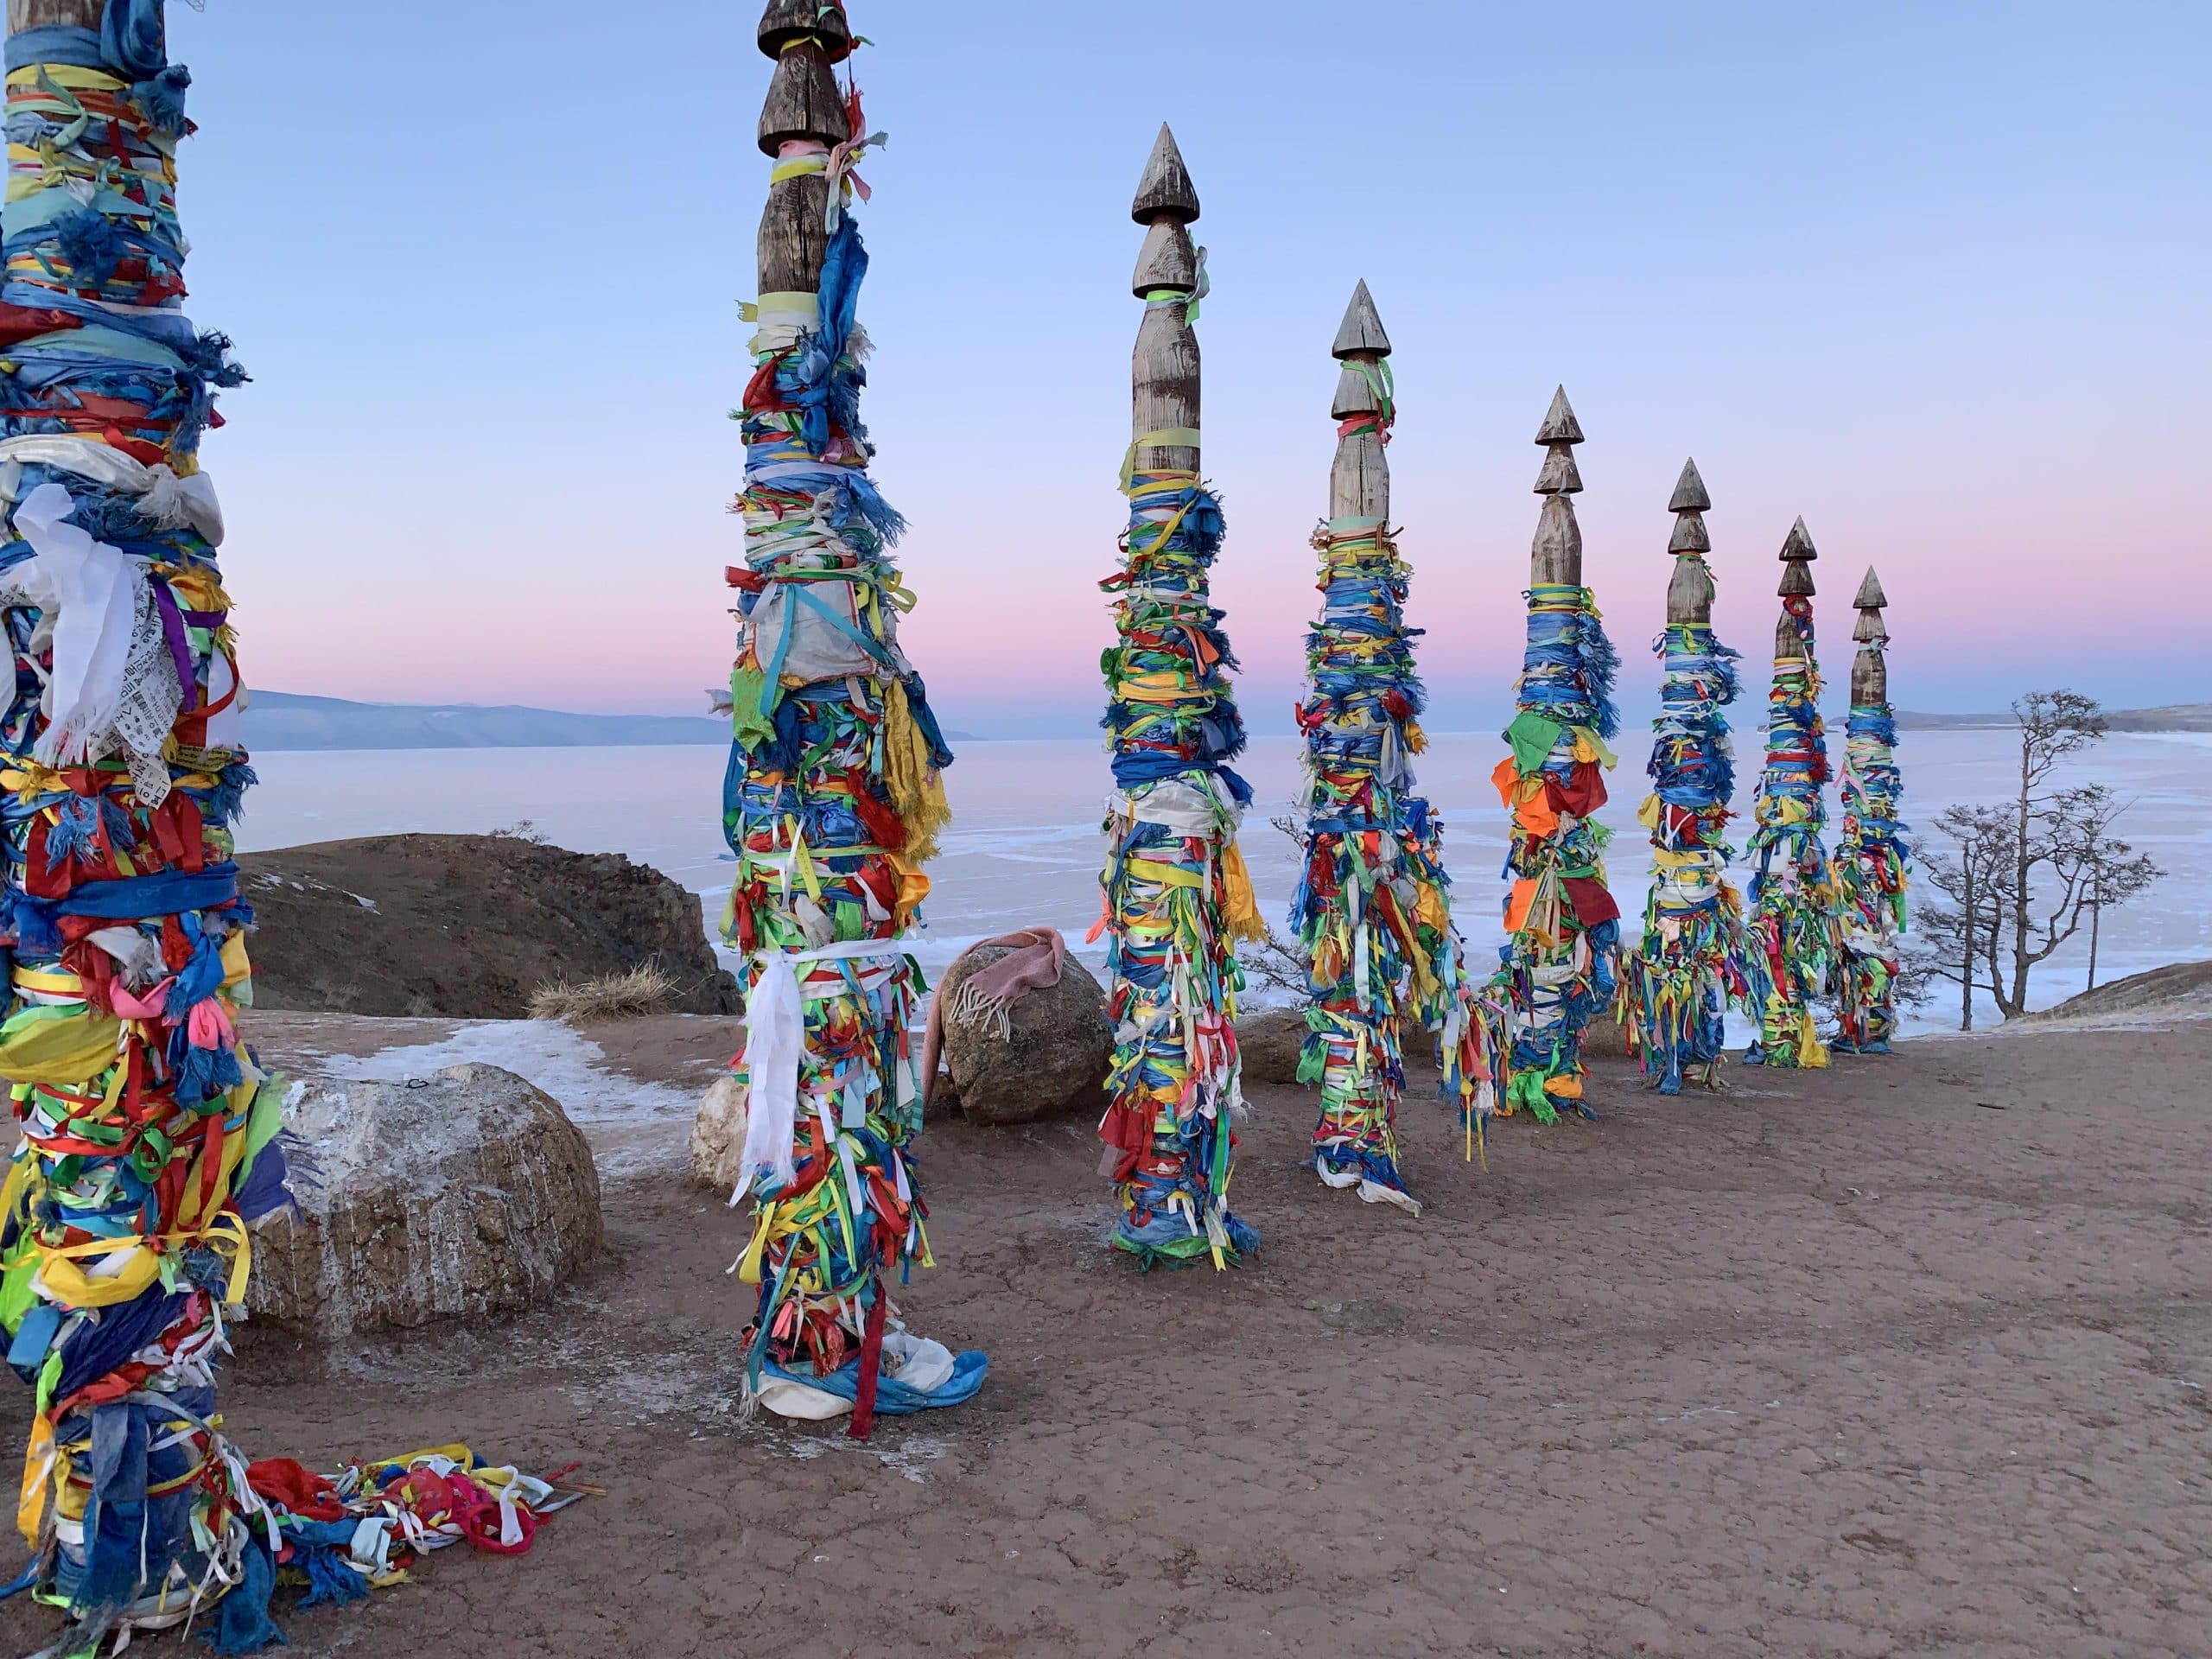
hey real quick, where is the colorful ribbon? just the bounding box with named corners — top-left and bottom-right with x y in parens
top-left (1488, 586), bottom-right (1621, 1121)
top-left (1095, 461), bottom-right (1262, 1268)
top-left (1623, 619), bottom-right (1749, 1093)
top-left (721, 55), bottom-right (981, 1424)
top-left (1744, 599), bottom-right (1841, 1066)
top-left (1834, 704), bottom-right (1909, 1052)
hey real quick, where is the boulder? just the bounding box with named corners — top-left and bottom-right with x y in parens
top-left (248, 1063), bottom-right (604, 1337)
top-left (938, 947), bottom-right (1111, 1126)
top-left (690, 1072), bottom-right (748, 1191)
top-left (1237, 1007), bottom-right (1311, 1087)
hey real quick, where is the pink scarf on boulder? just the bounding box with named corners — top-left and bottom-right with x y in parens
top-left (921, 926), bottom-right (1066, 1109)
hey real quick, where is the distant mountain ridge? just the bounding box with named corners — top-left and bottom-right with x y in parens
top-left (1897, 702), bottom-right (2211, 733)
top-left (243, 691), bottom-right (982, 751)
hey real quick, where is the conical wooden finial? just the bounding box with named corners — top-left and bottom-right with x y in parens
top-left (1129, 129), bottom-right (1201, 476)
top-left (1329, 288), bottom-right (1389, 517)
top-left (1669, 458), bottom-right (1711, 514)
top-left (1778, 560), bottom-right (1815, 598)
top-left (1332, 280), bottom-right (1392, 360)
top-left (1132, 124), bottom-right (1200, 225)
top-left (1668, 456), bottom-right (1711, 554)
top-left (1132, 219), bottom-right (1198, 296)
top-left (758, 32), bottom-right (850, 155)
top-left (1665, 459), bottom-right (1714, 622)
top-left (1853, 566), bottom-right (1890, 647)
top-left (1535, 385), bottom-right (1584, 445)
top-left (1533, 385), bottom-right (1584, 496)
top-left (1779, 515), bottom-right (1817, 563)
top-left (758, 0), bottom-right (853, 61)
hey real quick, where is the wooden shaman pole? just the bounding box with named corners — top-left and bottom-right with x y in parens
top-left (722, 1), bottom-right (982, 1428)
top-left (0, 0), bottom-right (289, 1635)
top-left (1289, 284), bottom-right (1491, 1211)
top-left (1743, 518), bottom-right (1840, 1067)
top-left (1488, 390), bottom-right (1623, 1122)
top-left (1624, 461), bottom-right (1750, 1094)
top-left (1096, 126), bottom-right (1264, 1268)
top-left (1834, 568), bottom-right (1909, 1052)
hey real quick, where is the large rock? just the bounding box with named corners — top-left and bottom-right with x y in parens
top-left (938, 947), bottom-right (1111, 1126)
top-left (239, 832), bottom-right (741, 1018)
top-left (249, 1064), bottom-right (604, 1337)
top-left (690, 1073), bottom-right (748, 1192)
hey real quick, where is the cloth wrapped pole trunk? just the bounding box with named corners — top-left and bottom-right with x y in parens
top-left (1743, 600), bottom-right (1840, 1068)
top-left (1094, 457), bottom-right (1262, 1268)
top-left (1489, 587), bottom-right (1622, 1122)
top-left (720, 43), bottom-right (982, 1424)
top-left (1627, 619), bottom-right (1749, 1094)
top-left (1290, 382), bottom-right (1492, 1209)
top-left (0, 10), bottom-right (577, 1650)
top-left (1834, 706), bottom-right (1907, 1052)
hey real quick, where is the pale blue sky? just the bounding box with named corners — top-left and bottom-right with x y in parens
top-left (164, 0), bottom-right (2210, 734)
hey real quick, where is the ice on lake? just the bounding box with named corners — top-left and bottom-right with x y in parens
top-left (236, 728), bottom-right (2212, 1035)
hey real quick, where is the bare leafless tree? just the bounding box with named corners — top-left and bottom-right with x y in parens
top-left (1904, 692), bottom-right (2161, 1023)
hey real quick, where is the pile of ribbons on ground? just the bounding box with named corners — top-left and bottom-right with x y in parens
top-left (721, 70), bottom-right (982, 1426)
top-left (0, 9), bottom-right (576, 1650)
top-left (1743, 599), bottom-right (1840, 1068)
top-left (1289, 430), bottom-right (1492, 1209)
top-left (1094, 454), bottom-right (1265, 1268)
top-left (1489, 586), bottom-right (1622, 1122)
top-left (1624, 617), bottom-right (1748, 1095)
top-left (1834, 704), bottom-right (1908, 1053)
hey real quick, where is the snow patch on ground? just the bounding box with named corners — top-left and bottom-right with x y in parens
top-left (308, 1020), bottom-right (701, 1175)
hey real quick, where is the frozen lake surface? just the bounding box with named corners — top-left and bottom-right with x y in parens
top-left (236, 729), bottom-right (2212, 1033)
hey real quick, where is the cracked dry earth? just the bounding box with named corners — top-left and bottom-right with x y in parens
top-left (3, 1020), bottom-right (2209, 1658)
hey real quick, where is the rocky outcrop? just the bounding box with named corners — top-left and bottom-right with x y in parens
top-left (2035, 960), bottom-right (2212, 1021)
top-left (239, 832), bottom-right (741, 1018)
top-left (248, 1064), bottom-right (604, 1337)
top-left (937, 947), bottom-right (1111, 1126)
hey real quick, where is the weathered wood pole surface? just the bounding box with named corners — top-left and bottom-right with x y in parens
top-left (1287, 283), bottom-right (1490, 1208)
top-left (721, 1), bottom-right (979, 1427)
top-left (1095, 126), bottom-right (1262, 1268)
top-left (1625, 460), bottom-right (1751, 1094)
top-left (1835, 567), bottom-right (1909, 1052)
top-left (1743, 518), bottom-right (1841, 1067)
top-left (0, 0), bottom-right (291, 1629)
top-left (1486, 389), bottom-right (1623, 1121)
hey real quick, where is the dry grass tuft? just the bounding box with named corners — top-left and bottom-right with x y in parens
top-left (528, 963), bottom-right (678, 1023)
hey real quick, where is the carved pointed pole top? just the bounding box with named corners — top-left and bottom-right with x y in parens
top-left (1332, 280), bottom-right (1391, 360)
top-left (1668, 455), bottom-right (1712, 556)
top-left (1331, 283), bottom-right (1389, 420)
top-left (1132, 124), bottom-right (1200, 224)
top-left (1531, 387), bottom-right (1584, 582)
top-left (1665, 457), bottom-right (1715, 624)
top-left (1129, 127), bottom-right (1201, 474)
top-left (1779, 514), bottom-right (1817, 563)
top-left (757, 0), bottom-right (850, 157)
top-left (1328, 285), bottom-right (1389, 517)
top-left (1777, 515), bottom-right (1817, 599)
top-left (1535, 385), bottom-right (1584, 446)
top-left (1533, 385), bottom-right (1583, 497)
top-left (1669, 457), bottom-right (1711, 513)
top-left (1853, 566), bottom-right (1891, 646)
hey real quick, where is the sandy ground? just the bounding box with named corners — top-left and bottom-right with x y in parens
top-left (3, 1016), bottom-right (2209, 1658)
